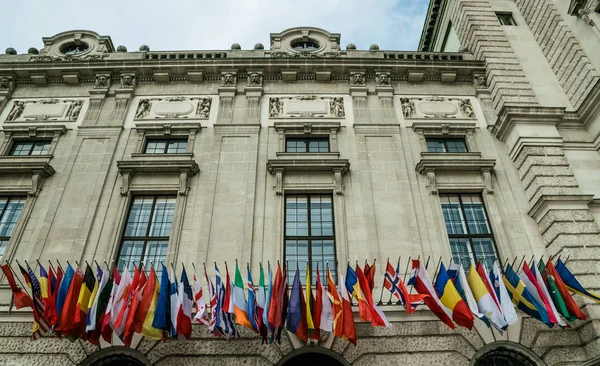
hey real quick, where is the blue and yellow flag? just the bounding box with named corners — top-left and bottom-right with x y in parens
top-left (555, 259), bottom-right (600, 304)
top-left (503, 265), bottom-right (551, 326)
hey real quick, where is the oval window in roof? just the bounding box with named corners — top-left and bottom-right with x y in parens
top-left (60, 43), bottom-right (89, 55)
top-left (291, 40), bottom-right (320, 51)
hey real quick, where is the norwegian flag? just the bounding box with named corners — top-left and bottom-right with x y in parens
top-left (383, 259), bottom-right (424, 313)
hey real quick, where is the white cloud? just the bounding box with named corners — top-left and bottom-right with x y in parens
top-left (0, 0), bottom-right (428, 53)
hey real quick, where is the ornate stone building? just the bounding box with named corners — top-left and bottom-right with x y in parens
top-left (0, 1), bottom-right (600, 363)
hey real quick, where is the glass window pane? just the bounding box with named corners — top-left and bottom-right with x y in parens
top-left (149, 197), bottom-right (176, 237)
top-left (124, 197), bottom-right (154, 237)
top-left (117, 240), bottom-right (144, 273)
top-left (440, 194), bottom-right (466, 235)
top-left (426, 139), bottom-right (445, 153)
top-left (450, 238), bottom-right (474, 271)
top-left (0, 198), bottom-right (25, 237)
top-left (10, 142), bottom-right (34, 156)
top-left (144, 240), bottom-right (168, 267)
top-left (166, 140), bottom-right (187, 154)
top-left (30, 141), bottom-right (51, 155)
top-left (0, 240), bottom-right (7, 260)
top-left (446, 140), bottom-right (467, 153)
top-left (472, 238), bottom-right (498, 269)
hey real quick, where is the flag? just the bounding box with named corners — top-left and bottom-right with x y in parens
top-left (261, 263), bottom-right (273, 343)
top-left (520, 261), bottom-right (560, 326)
top-left (123, 268), bottom-right (147, 347)
top-left (141, 267), bottom-right (163, 339)
top-left (224, 264), bottom-right (234, 314)
top-left (169, 266), bottom-right (179, 337)
top-left (192, 266), bottom-right (209, 326)
top-left (99, 266), bottom-right (120, 343)
top-left (55, 264), bottom-right (74, 322)
top-left (305, 264), bottom-right (319, 340)
top-left (545, 260), bottom-right (586, 321)
top-left (467, 264), bottom-right (507, 331)
top-left (1, 264), bottom-right (34, 311)
top-left (231, 263), bottom-right (252, 330)
top-left (177, 265), bottom-right (193, 340)
top-left (39, 264), bottom-right (58, 326)
top-left (450, 263), bottom-right (486, 323)
top-left (86, 264), bottom-right (107, 332)
top-left (337, 269), bottom-right (357, 345)
top-left (490, 262), bottom-right (518, 326)
top-left (215, 263), bottom-right (238, 339)
top-left (152, 264), bottom-right (170, 335)
top-left (19, 263), bottom-right (50, 339)
top-left (88, 265), bottom-right (114, 345)
top-left (556, 259), bottom-right (600, 304)
top-left (345, 264), bottom-right (372, 322)
top-left (315, 265), bottom-right (333, 333)
top-left (503, 265), bottom-right (551, 326)
top-left (364, 260), bottom-right (375, 293)
top-left (257, 263), bottom-right (268, 342)
top-left (277, 265), bottom-right (289, 344)
top-left (55, 265), bottom-right (84, 335)
top-left (204, 266), bottom-right (217, 334)
top-left (52, 266), bottom-right (63, 303)
top-left (111, 265), bottom-right (133, 337)
top-left (434, 263), bottom-right (474, 330)
top-left (247, 264), bottom-right (259, 332)
top-left (72, 264), bottom-right (96, 338)
top-left (531, 261), bottom-right (566, 327)
top-left (84, 265), bottom-right (100, 333)
top-left (267, 262), bottom-right (284, 340)
top-left (287, 266), bottom-right (308, 342)
top-left (356, 263), bottom-right (390, 328)
top-left (383, 259), bottom-right (426, 313)
top-left (408, 260), bottom-right (455, 329)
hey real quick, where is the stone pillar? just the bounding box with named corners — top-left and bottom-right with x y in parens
top-left (82, 73), bottom-right (111, 126)
top-left (244, 71), bottom-right (263, 124)
top-left (349, 71), bottom-right (369, 123)
top-left (375, 72), bottom-right (396, 122)
top-left (110, 73), bottom-right (136, 125)
top-left (0, 76), bottom-right (14, 115)
top-left (217, 71), bottom-right (237, 124)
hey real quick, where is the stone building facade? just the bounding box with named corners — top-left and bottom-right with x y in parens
top-left (0, 1), bottom-right (599, 363)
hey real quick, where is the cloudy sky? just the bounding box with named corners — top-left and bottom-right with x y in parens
top-left (1, 0), bottom-right (429, 54)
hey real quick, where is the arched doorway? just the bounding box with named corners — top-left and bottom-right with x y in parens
top-left (279, 347), bottom-right (349, 366)
top-left (473, 346), bottom-right (539, 366)
top-left (78, 347), bottom-right (151, 366)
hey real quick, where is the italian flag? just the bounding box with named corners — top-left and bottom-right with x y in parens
top-left (233, 263), bottom-right (253, 330)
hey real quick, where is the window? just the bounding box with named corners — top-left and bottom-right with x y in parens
top-left (291, 40), bottom-right (320, 51)
top-left (0, 197), bottom-right (25, 259)
top-left (144, 139), bottom-right (188, 154)
top-left (285, 195), bottom-right (336, 285)
top-left (497, 12), bottom-right (517, 26)
top-left (440, 193), bottom-right (498, 270)
top-left (286, 137), bottom-right (330, 153)
top-left (61, 43), bottom-right (89, 55)
top-left (441, 22), bottom-right (460, 52)
top-left (426, 138), bottom-right (468, 153)
top-left (9, 141), bottom-right (51, 156)
top-left (117, 196), bottom-right (176, 273)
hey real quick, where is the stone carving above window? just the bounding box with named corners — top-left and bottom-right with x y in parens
top-left (268, 96), bottom-right (346, 118)
top-left (270, 27), bottom-right (341, 57)
top-left (400, 96), bottom-right (477, 119)
top-left (133, 97), bottom-right (212, 120)
top-left (4, 99), bottom-right (85, 122)
top-left (31, 30), bottom-right (114, 62)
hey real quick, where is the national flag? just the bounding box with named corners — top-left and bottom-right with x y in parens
top-left (123, 268), bottom-right (147, 346)
top-left (88, 265), bottom-right (114, 345)
top-left (231, 263), bottom-right (252, 330)
top-left (337, 269), bottom-right (357, 345)
top-left (72, 264), bottom-right (96, 337)
top-left (140, 267), bottom-right (163, 339)
top-left (39, 264), bottom-right (59, 326)
top-left (544, 260), bottom-right (586, 321)
top-left (541, 262), bottom-right (573, 322)
top-left (55, 265), bottom-right (84, 335)
top-left (556, 259), bottom-right (600, 304)
top-left (408, 260), bottom-right (455, 329)
top-left (86, 264), bottom-right (107, 332)
top-left (315, 265), bottom-right (333, 333)
top-left (247, 264), bottom-right (259, 332)
top-left (169, 266), bottom-right (179, 337)
top-left (434, 263), bottom-right (474, 330)
top-left (449, 263), bottom-right (486, 323)
top-left (261, 263), bottom-right (273, 343)
top-left (257, 263), bottom-right (268, 342)
top-left (490, 262), bottom-right (518, 326)
top-left (224, 264), bottom-right (234, 314)
top-left (192, 266), bottom-right (209, 326)
top-left (215, 263), bottom-right (238, 339)
top-left (356, 263), bottom-right (390, 327)
top-left (345, 264), bottom-right (372, 322)
top-left (503, 264), bottom-right (551, 325)
top-left (84, 264), bottom-right (100, 333)
top-left (267, 262), bottom-right (284, 341)
top-left (305, 263), bottom-right (319, 340)
top-left (277, 265), bottom-right (289, 344)
top-left (52, 266), bottom-right (63, 302)
top-left (177, 265), bottom-right (193, 340)
top-left (204, 265), bottom-right (217, 333)
top-left (20, 263), bottom-right (50, 339)
top-left (520, 261), bottom-right (560, 326)
top-left (531, 261), bottom-right (566, 327)
top-left (383, 259), bottom-right (426, 313)
top-left (364, 260), bottom-right (376, 293)
top-left (111, 265), bottom-right (132, 337)
top-left (55, 264), bottom-right (74, 322)
top-left (467, 264), bottom-right (507, 331)
top-left (152, 264), bottom-right (171, 335)
top-left (100, 266), bottom-right (120, 343)
top-left (287, 266), bottom-right (308, 342)
top-left (1, 264), bottom-right (34, 311)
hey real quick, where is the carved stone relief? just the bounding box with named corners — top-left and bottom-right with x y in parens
top-left (120, 74), bottom-right (136, 89)
top-left (94, 74), bottom-right (110, 89)
top-left (0, 77), bottom-right (12, 90)
top-left (376, 72), bottom-right (391, 87)
top-left (400, 97), bottom-right (476, 119)
top-left (5, 99), bottom-right (85, 122)
top-left (247, 72), bottom-right (262, 87)
top-left (133, 96), bottom-right (212, 120)
top-left (268, 96), bottom-right (346, 118)
top-left (473, 74), bottom-right (487, 88)
top-left (221, 72), bottom-right (236, 87)
top-left (350, 72), bottom-right (365, 86)
top-left (30, 54), bottom-right (109, 62)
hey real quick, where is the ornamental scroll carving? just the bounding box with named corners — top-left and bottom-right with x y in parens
top-left (268, 96), bottom-right (346, 118)
top-left (133, 96), bottom-right (212, 120)
top-left (5, 99), bottom-right (85, 122)
top-left (399, 96), bottom-right (476, 119)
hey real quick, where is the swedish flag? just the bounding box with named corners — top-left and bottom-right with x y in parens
top-left (503, 265), bottom-right (552, 327)
top-left (556, 259), bottom-right (600, 304)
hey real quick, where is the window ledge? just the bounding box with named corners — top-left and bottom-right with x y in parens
top-left (130, 153), bottom-right (194, 160)
top-left (275, 152), bottom-right (340, 158)
top-left (116, 157), bottom-right (199, 196)
top-left (0, 155), bottom-right (55, 196)
top-left (266, 157), bottom-right (350, 195)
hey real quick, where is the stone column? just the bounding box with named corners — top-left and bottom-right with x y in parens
top-left (375, 72), bottom-right (395, 122)
top-left (349, 71), bottom-right (369, 123)
top-left (110, 73), bottom-right (136, 125)
top-left (244, 71), bottom-right (263, 124)
top-left (217, 71), bottom-right (237, 124)
top-left (82, 73), bottom-right (110, 126)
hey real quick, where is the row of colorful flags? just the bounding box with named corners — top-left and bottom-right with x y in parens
top-left (1, 256), bottom-right (598, 346)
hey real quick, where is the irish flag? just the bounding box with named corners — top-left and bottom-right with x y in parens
top-left (233, 263), bottom-right (253, 330)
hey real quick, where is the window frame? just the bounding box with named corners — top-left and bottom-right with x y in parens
top-left (496, 12), bottom-right (517, 26)
top-left (0, 196), bottom-right (26, 260)
top-left (8, 140), bottom-right (53, 156)
top-left (284, 193), bottom-right (337, 285)
top-left (425, 137), bottom-right (468, 153)
top-left (440, 193), bottom-right (500, 269)
top-left (143, 137), bottom-right (189, 154)
top-left (285, 136), bottom-right (330, 153)
top-left (116, 195), bottom-right (176, 273)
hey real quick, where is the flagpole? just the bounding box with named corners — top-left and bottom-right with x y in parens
top-left (378, 257), bottom-right (389, 306)
top-left (407, 255), bottom-right (420, 297)
top-left (510, 256), bottom-right (518, 270)
top-left (56, 259), bottom-right (65, 272)
top-left (432, 256), bottom-right (443, 280)
top-left (12, 259), bottom-right (32, 295)
top-left (47, 260), bottom-right (58, 274)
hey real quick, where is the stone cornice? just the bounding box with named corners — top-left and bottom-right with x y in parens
top-left (418, 0), bottom-right (446, 52)
top-left (266, 157), bottom-right (350, 174)
top-left (528, 194), bottom-right (595, 222)
top-left (116, 156), bottom-right (199, 175)
top-left (415, 152), bottom-right (495, 174)
top-left (0, 156), bottom-right (55, 196)
top-left (492, 106), bottom-right (566, 142)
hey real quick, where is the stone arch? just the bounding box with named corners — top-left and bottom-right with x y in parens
top-left (277, 346), bottom-right (350, 366)
top-left (78, 346), bottom-right (151, 366)
top-left (470, 342), bottom-right (547, 366)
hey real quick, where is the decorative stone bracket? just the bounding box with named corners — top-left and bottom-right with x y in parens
top-left (0, 157), bottom-right (55, 196)
top-left (266, 158), bottom-right (350, 195)
top-left (415, 153), bottom-right (496, 194)
top-left (117, 158), bottom-right (199, 196)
